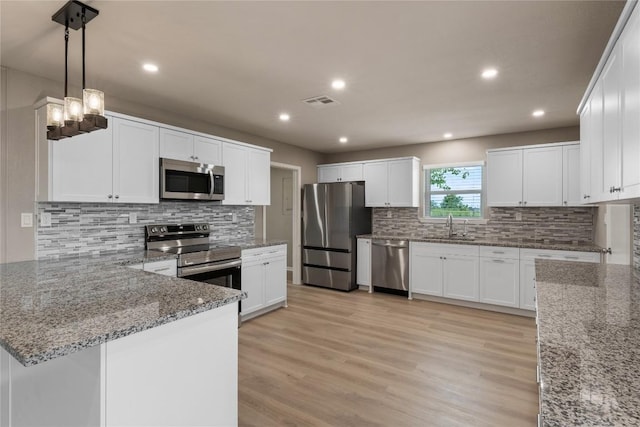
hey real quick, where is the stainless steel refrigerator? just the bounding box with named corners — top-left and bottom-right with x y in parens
top-left (303, 182), bottom-right (371, 291)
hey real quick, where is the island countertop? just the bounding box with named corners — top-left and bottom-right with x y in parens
top-left (0, 255), bottom-right (245, 367)
top-left (535, 260), bottom-right (640, 426)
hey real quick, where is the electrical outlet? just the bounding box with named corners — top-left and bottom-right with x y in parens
top-left (129, 212), bottom-right (138, 224)
top-left (231, 213), bottom-right (238, 223)
top-left (21, 213), bottom-right (33, 228)
top-left (515, 212), bottom-right (522, 221)
top-left (40, 212), bottom-right (52, 227)
top-left (386, 210), bottom-right (392, 218)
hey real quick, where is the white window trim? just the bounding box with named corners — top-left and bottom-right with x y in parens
top-left (420, 161), bottom-right (488, 224)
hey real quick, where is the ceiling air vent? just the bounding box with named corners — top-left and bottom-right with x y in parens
top-left (302, 95), bottom-right (339, 108)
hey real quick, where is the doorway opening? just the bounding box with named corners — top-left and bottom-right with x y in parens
top-left (262, 162), bottom-right (302, 284)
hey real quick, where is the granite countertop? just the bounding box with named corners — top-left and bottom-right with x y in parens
top-left (357, 234), bottom-right (604, 253)
top-left (535, 260), bottom-right (640, 426)
top-left (0, 255), bottom-right (245, 367)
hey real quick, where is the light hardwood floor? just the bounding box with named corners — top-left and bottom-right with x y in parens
top-left (238, 284), bottom-right (538, 427)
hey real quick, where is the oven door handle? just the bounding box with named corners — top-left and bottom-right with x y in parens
top-left (178, 259), bottom-right (242, 277)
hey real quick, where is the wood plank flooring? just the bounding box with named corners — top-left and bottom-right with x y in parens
top-left (238, 284), bottom-right (538, 427)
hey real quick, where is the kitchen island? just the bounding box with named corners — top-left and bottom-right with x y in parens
top-left (535, 260), bottom-right (640, 426)
top-left (0, 254), bottom-right (245, 427)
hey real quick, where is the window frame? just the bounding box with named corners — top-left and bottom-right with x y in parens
top-left (421, 161), bottom-right (487, 222)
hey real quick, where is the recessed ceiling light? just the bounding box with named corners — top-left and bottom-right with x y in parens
top-left (443, 133), bottom-right (453, 139)
top-left (331, 79), bottom-right (346, 90)
top-left (143, 63), bottom-right (159, 73)
top-left (532, 110), bottom-right (545, 117)
top-left (339, 137), bottom-right (348, 143)
top-left (481, 68), bottom-right (498, 79)
top-left (279, 113), bottom-right (290, 122)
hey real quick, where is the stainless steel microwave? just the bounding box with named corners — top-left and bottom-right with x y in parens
top-left (160, 158), bottom-right (224, 201)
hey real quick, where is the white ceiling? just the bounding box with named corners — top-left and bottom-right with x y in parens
top-left (0, 1), bottom-right (625, 153)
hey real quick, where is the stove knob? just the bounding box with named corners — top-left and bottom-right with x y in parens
top-left (202, 224), bottom-right (208, 230)
top-left (151, 227), bottom-right (158, 233)
top-left (195, 225), bottom-right (201, 231)
top-left (160, 227), bottom-right (167, 233)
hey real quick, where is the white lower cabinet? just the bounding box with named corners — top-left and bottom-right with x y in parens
top-left (241, 245), bottom-right (287, 319)
top-left (479, 247), bottom-right (520, 307)
top-left (143, 259), bottom-right (177, 277)
top-left (519, 249), bottom-right (601, 310)
top-left (410, 243), bottom-right (479, 301)
top-left (356, 238), bottom-right (371, 287)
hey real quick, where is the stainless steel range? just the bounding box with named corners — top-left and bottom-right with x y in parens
top-left (145, 223), bottom-right (241, 290)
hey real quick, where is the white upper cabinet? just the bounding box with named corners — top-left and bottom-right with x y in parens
top-left (362, 157), bottom-right (420, 207)
top-left (160, 129), bottom-right (222, 165)
top-left (51, 119), bottom-right (114, 203)
top-left (579, 106), bottom-right (592, 202)
top-left (50, 116), bottom-right (159, 204)
top-left (487, 144), bottom-right (570, 207)
top-left (113, 118), bottom-right (159, 204)
top-left (317, 163), bottom-right (363, 183)
top-left (522, 146), bottom-right (563, 207)
top-left (579, 3), bottom-right (640, 203)
top-left (562, 144), bottom-right (581, 206)
top-left (486, 149), bottom-right (523, 207)
top-left (621, 8), bottom-right (640, 199)
top-left (222, 143), bottom-right (270, 206)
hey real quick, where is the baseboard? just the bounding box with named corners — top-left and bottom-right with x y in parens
top-left (410, 293), bottom-right (535, 317)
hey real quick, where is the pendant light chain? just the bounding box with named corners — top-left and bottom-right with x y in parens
top-left (64, 24), bottom-right (69, 98)
top-left (81, 8), bottom-right (86, 90)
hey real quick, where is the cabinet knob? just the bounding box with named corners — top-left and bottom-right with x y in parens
top-left (115, 195), bottom-right (119, 199)
top-left (563, 201), bottom-right (567, 205)
top-left (194, 156), bottom-right (199, 160)
top-left (518, 201), bottom-right (522, 205)
top-left (523, 201), bottom-right (527, 205)
top-left (108, 194), bottom-right (113, 199)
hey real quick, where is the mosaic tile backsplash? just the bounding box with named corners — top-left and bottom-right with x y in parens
top-left (36, 202), bottom-right (254, 259)
top-left (373, 207), bottom-right (596, 243)
top-left (634, 204), bottom-right (640, 269)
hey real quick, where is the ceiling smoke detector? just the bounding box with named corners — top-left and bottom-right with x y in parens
top-left (302, 95), bottom-right (339, 109)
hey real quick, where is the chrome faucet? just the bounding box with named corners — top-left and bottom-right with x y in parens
top-left (445, 214), bottom-right (455, 238)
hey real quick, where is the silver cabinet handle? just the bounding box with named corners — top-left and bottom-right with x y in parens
top-left (152, 267), bottom-right (171, 272)
top-left (492, 251), bottom-right (505, 254)
top-left (538, 254), bottom-right (552, 258)
top-left (564, 256), bottom-right (579, 260)
top-left (563, 201), bottom-right (567, 205)
top-left (523, 201), bottom-right (527, 205)
top-left (115, 195), bottom-right (119, 199)
top-left (518, 201), bottom-right (522, 205)
top-left (108, 194), bottom-right (113, 199)
top-left (492, 259), bottom-right (505, 263)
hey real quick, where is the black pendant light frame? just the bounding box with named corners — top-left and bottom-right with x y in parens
top-left (47, 0), bottom-right (107, 141)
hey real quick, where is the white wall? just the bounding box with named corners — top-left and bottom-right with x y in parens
top-left (266, 168), bottom-right (294, 267)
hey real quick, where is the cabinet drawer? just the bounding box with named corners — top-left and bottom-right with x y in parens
top-left (520, 248), bottom-right (600, 263)
top-left (411, 242), bottom-right (479, 257)
top-left (143, 259), bottom-right (177, 276)
top-left (479, 246), bottom-right (519, 259)
top-left (303, 249), bottom-right (351, 269)
top-left (242, 244), bottom-right (286, 259)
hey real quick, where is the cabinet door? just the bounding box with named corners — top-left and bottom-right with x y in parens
top-left (362, 161), bottom-right (389, 207)
top-left (589, 82), bottom-right (607, 203)
top-left (113, 118), bottom-right (159, 204)
top-left (579, 107), bottom-right (592, 202)
top-left (410, 247), bottom-right (443, 296)
top-left (222, 144), bottom-right (248, 205)
top-left (479, 258), bottom-right (519, 307)
top-left (519, 260), bottom-right (536, 311)
top-left (143, 259), bottom-right (177, 277)
top-left (264, 254), bottom-right (287, 306)
top-left (443, 255), bottom-right (479, 301)
top-left (246, 149), bottom-right (271, 205)
top-left (486, 150), bottom-right (523, 207)
top-left (387, 159), bottom-right (418, 207)
top-left (602, 48), bottom-right (622, 197)
top-left (193, 136), bottom-right (222, 165)
top-left (318, 165), bottom-right (341, 183)
top-left (241, 262), bottom-right (264, 315)
top-left (563, 144), bottom-right (581, 206)
top-left (159, 128), bottom-right (194, 162)
top-left (621, 10), bottom-right (640, 199)
top-left (50, 123), bottom-right (113, 202)
top-left (522, 146), bottom-right (563, 206)
top-left (341, 164), bottom-right (364, 182)
top-left (357, 239), bottom-right (371, 286)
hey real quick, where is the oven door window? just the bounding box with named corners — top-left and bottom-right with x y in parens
top-left (165, 169), bottom-right (210, 194)
top-left (182, 267), bottom-right (241, 290)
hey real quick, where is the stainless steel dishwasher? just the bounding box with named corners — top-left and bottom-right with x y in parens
top-left (371, 239), bottom-right (409, 291)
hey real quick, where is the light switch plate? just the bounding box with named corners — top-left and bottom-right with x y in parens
top-left (21, 213), bottom-right (33, 228)
top-left (40, 212), bottom-right (52, 227)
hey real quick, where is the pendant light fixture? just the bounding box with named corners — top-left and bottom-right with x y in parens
top-left (46, 0), bottom-right (107, 140)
